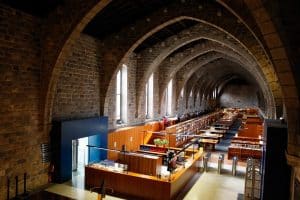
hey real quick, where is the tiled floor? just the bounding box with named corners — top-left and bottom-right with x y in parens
top-left (183, 171), bottom-right (244, 200)
top-left (45, 184), bottom-right (123, 200)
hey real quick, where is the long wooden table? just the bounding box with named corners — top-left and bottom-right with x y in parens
top-left (199, 128), bottom-right (226, 134)
top-left (198, 133), bottom-right (223, 139)
top-left (85, 151), bottom-right (203, 200)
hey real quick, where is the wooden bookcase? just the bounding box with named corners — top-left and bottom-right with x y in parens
top-left (166, 111), bottom-right (221, 147)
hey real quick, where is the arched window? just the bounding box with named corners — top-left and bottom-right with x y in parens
top-left (116, 64), bottom-right (127, 124)
top-left (165, 79), bottom-right (172, 116)
top-left (145, 73), bottom-right (153, 119)
top-left (180, 88), bottom-right (184, 98)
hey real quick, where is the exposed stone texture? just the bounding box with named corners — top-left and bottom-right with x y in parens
top-left (273, 59), bottom-right (291, 73)
top-left (41, 0), bottom-right (111, 125)
top-left (0, 5), bottom-right (47, 199)
top-left (220, 84), bottom-right (259, 108)
top-left (135, 22), bottom-right (274, 115)
top-left (0, 0), bottom-right (299, 197)
top-left (258, 20), bottom-right (276, 35)
top-left (52, 34), bottom-right (101, 120)
top-left (270, 47), bottom-right (288, 60)
top-left (264, 33), bottom-right (282, 49)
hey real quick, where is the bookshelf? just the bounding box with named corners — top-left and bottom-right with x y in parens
top-left (166, 111), bottom-right (221, 147)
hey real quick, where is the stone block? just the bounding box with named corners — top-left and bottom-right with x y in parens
top-left (264, 33), bottom-right (282, 49)
top-left (277, 72), bottom-right (296, 86)
top-left (273, 59), bottom-right (291, 73)
top-left (270, 47), bottom-right (288, 60)
top-left (258, 20), bottom-right (276, 35)
top-left (252, 7), bottom-right (271, 23)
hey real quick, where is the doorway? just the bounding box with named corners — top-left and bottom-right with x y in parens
top-left (71, 137), bottom-right (88, 188)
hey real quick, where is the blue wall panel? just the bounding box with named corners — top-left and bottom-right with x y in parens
top-left (53, 117), bottom-right (108, 182)
top-left (88, 134), bottom-right (107, 162)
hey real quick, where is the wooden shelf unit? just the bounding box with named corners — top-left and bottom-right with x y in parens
top-left (166, 111), bottom-right (221, 147)
top-left (228, 112), bottom-right (264, 160)
top-left (107, 121), bottom-right (162, 160)
top-left (117, 152), bottom-right (162, 176)
top-left (228, 146), bottom-right (262, 160)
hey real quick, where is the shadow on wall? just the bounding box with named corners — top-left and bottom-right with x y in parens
top-left (220, 84), bottom-right (258, 108)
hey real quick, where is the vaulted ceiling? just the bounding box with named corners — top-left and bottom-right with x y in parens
top-left (2, 0), bottom-right (299, 119)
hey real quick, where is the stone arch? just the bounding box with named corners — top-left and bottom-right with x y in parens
top-left (175, 53), bottom-right (273, 116)
top-left (219, 0), bottom-right (300, 155)
top-left (97, 1), bottom-right (284, 124)
top-left (179, 57), bottom-right (272, 115)
top-left (134, 18), bottom-right (280, 120)
top-left (42, 0), bottom-right (112, 131)
top-left (159, 43), bottom-right (259, 107)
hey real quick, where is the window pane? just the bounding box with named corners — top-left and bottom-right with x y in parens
top-left (116, 94), bottom-right (120, 119)
top-left (180, 88), bottom-right (184, 97)
top-left (149, 74), bottom-right (153, 118)
top-left (145, 83), bottom-right (148, 117)
top-left (116, 70), bottom-right (121, 94)
top-left (167, 79), bottom-right (172, 115)
top-left (121, 64), bottom-right (127, 123)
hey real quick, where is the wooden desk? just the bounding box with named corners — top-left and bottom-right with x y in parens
top-left (199, 129), bottom-right (226, 134)
top-left (210, 125), bottom-right (230, 130)
top-left (198, 133), bottom-right (223, 140)
top-left (199, 138), bottom-right (219, 150)
top-left (85, 151), bottom-right (203, 200)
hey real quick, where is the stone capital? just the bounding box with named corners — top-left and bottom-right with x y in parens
top-left (286, 152), bottom-right (300, 167)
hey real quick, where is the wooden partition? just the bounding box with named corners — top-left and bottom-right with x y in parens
top-left (228, 114), bottom-right (264, 160)
top-left (85, 151), bottom-right (203, 200)
top-left (239, 116), bottom-right (263, 138)
top-left (107, 121), bottom-right (162, 160)
top-left (117, 152), bottom-right (162, 176)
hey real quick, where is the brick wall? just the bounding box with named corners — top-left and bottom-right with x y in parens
top-left (0, 1), bottom-right (299, 198)
top-left (177, 94), bottom-right (185, 115)
top-left (52, 34), bottom-right (101, 121)
top-left (0, 5), bottom-right (47, 199)
top-left (127, 54), bottom-right (139, 125)
top-left (220, 84), bottom-right (259, 108)
top-left (175, 89), bottom-right (206, 116)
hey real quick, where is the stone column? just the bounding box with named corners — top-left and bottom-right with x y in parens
top-left (286, 153), bottom-right (300, 200)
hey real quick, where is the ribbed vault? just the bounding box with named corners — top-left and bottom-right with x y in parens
top-left (133, 19), bottom-right (276, 118)
top-left (35, 0), bottom-right (298, 156)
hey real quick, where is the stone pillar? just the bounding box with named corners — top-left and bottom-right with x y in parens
top-left (286, 153), bottom-right (300, 200)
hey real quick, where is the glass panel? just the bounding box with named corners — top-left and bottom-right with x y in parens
top-left (116, 70), bottom-right (121, 94)
top-left (167, 79), bottom-right (172, 115)
top-left (116, 94), bottom-right (120, 119)
top-left (121, 64), bottom-right (127, 123)
top-left (145, 83), bottom-right (148, 117)
top-left (149, 74), bottom-right (153, 118)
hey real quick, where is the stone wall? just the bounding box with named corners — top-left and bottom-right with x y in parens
top-left (52, 34), bottom-right (101, 121)
top-left (0, 5), bottom-right (47, 199)
top-left (219, 84), bottom-right (259, 108)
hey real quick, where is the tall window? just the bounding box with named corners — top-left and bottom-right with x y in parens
top-left (165, 79), bottom-right (172, 116)
top-left (116, 64), bottom-right (127, 124)
top-left (213, 88), bottom-right (217, 99)
top-left (180, 88), bottom-right (184, 98)
top-left (145, 73), bottom-right (154, 118)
